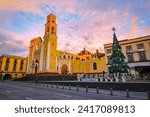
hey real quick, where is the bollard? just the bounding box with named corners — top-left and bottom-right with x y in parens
top-left (147, 91), bottom-right (150, 100)
top-left (77, 85), bottom-right (79, 91)
top-left (110, 88), bottom-right (113, 95)
top-left (86, 85), bottom-right (88, 92)
top-left (62, 84), bottom-right (64, 89)
top-left (96, 86), bottom-right (99, 94)
top-left (51, 84), bottom-right (53, 88)
top-left (39, 82), bottom-right (41, 86)
top-left (43, 82), bottom-right (45, 87)
top-left (69, 84), bottom-right (71, 90)
top-left (126, 89), bottom-right (130, 98)
top-left (47, 83), bottom-right (49, 87)
top-left (57, 83), bottom-right (58, 88)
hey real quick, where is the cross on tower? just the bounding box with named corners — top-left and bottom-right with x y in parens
top-left (112, 27), bottom-right (116, 34)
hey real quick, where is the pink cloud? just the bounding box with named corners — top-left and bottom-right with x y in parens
top-left (57, 8), bottom-right (150, 54)
top-left (0, 0), bottom-right (50, 15)
top-left (0, 0), bottom-right (149, 56)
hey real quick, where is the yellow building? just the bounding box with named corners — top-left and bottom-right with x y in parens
top-left (0, 55), bottom-right (27, 79)
top-left (27, 14), bottom-right (106, 75)
top-left (104, 35), bottom-right (150, 77)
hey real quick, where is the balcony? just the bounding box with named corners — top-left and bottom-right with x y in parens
top-left (137, 48), bottom-right (145, 52)
top-left (126, 50), bottom-right (133, 53)
top-left (106, 53), bottom-right (111, 56)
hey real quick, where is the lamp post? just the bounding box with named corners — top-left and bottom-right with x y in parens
top-left (31, 61), bottom-right (35, 74)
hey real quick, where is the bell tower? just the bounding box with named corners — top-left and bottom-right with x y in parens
top-left (42, 13), bottom-right (58, 73)
top-left (45, 14), bottom-right (57, 37)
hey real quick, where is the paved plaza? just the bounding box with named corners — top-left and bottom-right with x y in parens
top-left (0, 81), bottom-right (148, 100)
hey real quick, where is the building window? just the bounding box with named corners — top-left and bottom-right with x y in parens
top-left (107, 57), bottom-right (111, 64)
top-left (93, 62), bottom-right (97, 70)
top-left (126, 45), bottom-right (132, 53)
top-left (51, 27), bottom-right (54, 33)
top-left (14, 74), bottom-right (17, 78)
top-left (20, 60), bottom-right (24, 71)
top-left (107, 49), bottom-right (111, 54)
top-left (137, 43), bottom-right (144, 49)
top-left (47, 27), bottom-right (49, 32)
top-left (138, 52), bottom-right (146, 61)
top-left (0, 60), bottom-right (2, 70)
top-left (127, 54), bottom-right (134, 62)
top-left (13, 59), bottom-right (17, 71)
top-left (5, 58), bottom-right (10, 71)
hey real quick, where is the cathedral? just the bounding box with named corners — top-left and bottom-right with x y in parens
top-left (27, 14), bottom-right (106, 75)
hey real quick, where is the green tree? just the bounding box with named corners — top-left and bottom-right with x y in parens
top-left (110, 28), bottom-right (129, 74)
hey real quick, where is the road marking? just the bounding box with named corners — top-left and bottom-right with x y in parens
top-left (6, 90), bottom-right (12, 93)
top-left (25, 97), bottom-right (33, 100)
top-left (55, 93), bottom-right (72, 98)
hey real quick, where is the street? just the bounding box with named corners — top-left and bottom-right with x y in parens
top-left (0, 81), bottom-right (147, 100)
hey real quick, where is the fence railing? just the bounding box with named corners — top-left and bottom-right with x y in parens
top-left (26, 81), bottom-right (150, 100)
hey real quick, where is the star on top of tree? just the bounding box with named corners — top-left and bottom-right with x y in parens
top-left (112, 27), bottom-right (116, 33)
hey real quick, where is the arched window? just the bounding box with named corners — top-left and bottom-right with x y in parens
top-left (13, 59), bottom-right (17, 71)
top-left (20, 60), bottom-right (24, 71)
top-left (93, 62), bottom-right (97, 70)
top-left (51, 27), bottom-right (54, 33)
top-left (47, 27), bottom-right (49, 32)
top-left (5, 58), bottom-right (10, 71)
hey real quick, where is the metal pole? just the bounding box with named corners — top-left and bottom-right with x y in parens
top-left (110, 88), bottom-right (113, 95)
top-left (77, 85), bottom-right (79, 91)
top-left (47, 82), bottom-right (49, 87)
top-left (69, 84), bottom-right (71, 90)
top-left (57, 83), bottom-right (58, 88)
top-left (62, 84), bottom-right (64, 89)
top-left (96, 86), bottom-right (99, 94)
top-left (126, 89), bottom-right (130, 98)
top-left (147, 91), bottom-right (150, 100)
top-left (86, 85), bottom-right (88, 92)
top-left (43, 82), bottom-right (44, 87)
top-left (51, 83), bottom-right (53, 88)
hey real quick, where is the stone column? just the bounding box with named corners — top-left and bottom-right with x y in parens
top-left (26, 56), bottom-right (29, 72)
top-left (68, 59), bottom-right (71, 73)
top-left (31, 47), bottom-right (35, 73)
top-left (39, 43), bottom-right (43, 71)
top-left (46, 41), bottom-right (50, 71)
top-left (56, 56), bottom-right (58, 72)
top-left (58, 58), bottom-right (61, 73)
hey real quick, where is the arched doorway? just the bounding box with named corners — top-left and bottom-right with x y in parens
top-left (3, 74), bottom-right (12, 80)
top-left (34, 60), bottom-right (39, 75)
top-left (61, 64), bottom-right (68, 74)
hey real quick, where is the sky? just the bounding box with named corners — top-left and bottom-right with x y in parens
top-left (0, 0), bottom-right (150, 57)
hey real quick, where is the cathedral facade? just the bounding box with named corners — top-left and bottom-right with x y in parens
top-left (27, 14), bottom-right (106, 75)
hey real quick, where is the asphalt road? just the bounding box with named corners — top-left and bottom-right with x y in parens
top-left (0, 81), bottom-right (138, 100)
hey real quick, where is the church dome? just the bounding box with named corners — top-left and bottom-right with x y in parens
top-left (78, 48), bottom-right (91, 56)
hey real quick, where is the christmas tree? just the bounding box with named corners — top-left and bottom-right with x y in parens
top-left (110, 28), bottom-right (129, 74)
